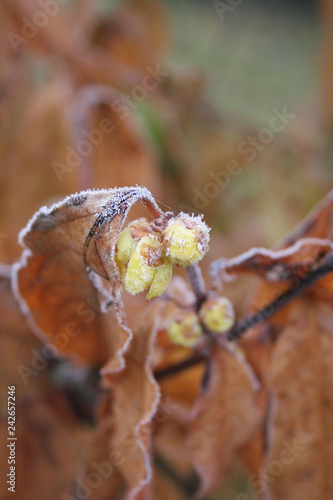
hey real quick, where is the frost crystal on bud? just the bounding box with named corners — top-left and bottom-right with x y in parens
top-left (162, 214), bottom-right (210, 267)
top-left (199, 296), bottom-right (235, 333)
top-left (167, 312), bottom-right (203, 347)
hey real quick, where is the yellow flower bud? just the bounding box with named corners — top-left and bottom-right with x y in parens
top-left (123, 236), bottom-right (156, 295)
top-left (146, 261), bottom-right (173, 299)
top-left (121, 234), bottom-right (173, 298)
top-left (199, 296), bottom-right (235, 333)
top-left (116, 227), bottom-right (137, 264)
top-left (162, 215), bottom-right (210, 267)
top-left (167, 312), bottom-right (202, 347)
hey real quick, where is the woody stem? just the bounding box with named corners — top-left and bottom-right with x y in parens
top-left (155, 251), bottom-right (333, 381)
top-left (186, 264), bottom-right (207, 308)
top-left (227, 250), bottom-right (333, 341)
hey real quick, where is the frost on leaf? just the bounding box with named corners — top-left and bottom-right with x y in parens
top-left (102, 300), bottom-right (163, 500)
top-left (211, 238), bottom-right (333, 289)
top-left (13, 187), bottom-right (162, 365)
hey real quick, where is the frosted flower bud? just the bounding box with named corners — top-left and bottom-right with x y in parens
top-left (146, 261), bottom-right (173, 299)
top-left (123, 236), bottom-right (157, 295)
top-left (116, 227), bottom-right (137, 264)
top-left (167, 312), bottom-right (203, 347)
top-left (118, 233), bottom-right (172, 299)
top-left (162, 214), bottom-right (210, 267)
top-left (115, 219), bottom-right (155, 280)
top-left (199, 296), bottom-right (235, 333)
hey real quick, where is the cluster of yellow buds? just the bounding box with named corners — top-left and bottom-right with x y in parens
top-left (115, 213), bottom-right (210, 299)
top-left (166, 296), bottom-right (235, 348)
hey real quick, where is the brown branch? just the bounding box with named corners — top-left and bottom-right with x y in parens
top-left (154, 252), bottom-right (333, 382)
top-left (154, 353), bottom-right (205, 381)
top-left (186, 263), bottom-right (207, 308)
top-left (227, 250), bottom-right (333, 341)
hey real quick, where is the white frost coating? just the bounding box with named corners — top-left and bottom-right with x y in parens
top-left (210, 237), bottom-right (333, 285)
top-left (127, 308), bottom-right (163, 500)
top-left (163, 212), bottom-right (210, 262)
top-left (88, 271), bottom-right (113, 312)
top-left (18, 187), bottom-right (112, 246)
top-left (14, 186), bottom-right (162, 372)
top-left (174, 212), bottom-right (211, 242)
top-left (18, 185), bottom-right (161, 247)
top-left (92, 271), bottom-right (134, 375)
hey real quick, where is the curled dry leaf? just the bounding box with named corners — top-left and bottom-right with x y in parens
top-left (14, 187), bottom-right (162, 366)
top-left (0, 75), bottom-right (164, 261)
top-left (188, 345), bottom-right (261, 498)
top-left (211, 238), bottom-right (333, 287)
top-left (265, 298), bottom-right (333, 500)
top-left (0, 266), bottom-right (96, 500)
top-left (211, 189), bottom-right (333, 299)
top-left (102, 300), bottom-right (163, 500)
top-left (78, 414), bottom-right (126, 500)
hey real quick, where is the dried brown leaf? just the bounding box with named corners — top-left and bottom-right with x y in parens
top-left (265, 298), bottom-right (333, 500)
top-left (102, 301), bottom-right (163, 500)
top-left (188, 345), bottom-right (261, 498)
top-left (0, 265), bottom-right (44, 397)
top-left (0, 395), bottom-right (82, 500)
top-left (14, 187), bottom-right (162, 365)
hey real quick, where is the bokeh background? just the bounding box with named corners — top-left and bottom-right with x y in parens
top-left (1, 0), bottom-right (332, 498)
top-left (1, 0), bottom-right (332, 262)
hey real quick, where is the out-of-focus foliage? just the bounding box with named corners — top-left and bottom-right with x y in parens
top-left (1, 0), bottom-right (333, 499)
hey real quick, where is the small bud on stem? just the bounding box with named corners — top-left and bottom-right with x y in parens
top-left (167, 312), bottom-right (203, 347)
top-left (199, 296), bottom-right (235, 333)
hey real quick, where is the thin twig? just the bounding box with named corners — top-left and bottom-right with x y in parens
top-left (155, 253), bottom-right (333, 382)
top-left (186, 263), bottom-right (207, 308)
top-left (155, 353), bottom-right (205, 381)
top-left (227, 250), bottom-right (333, 341)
